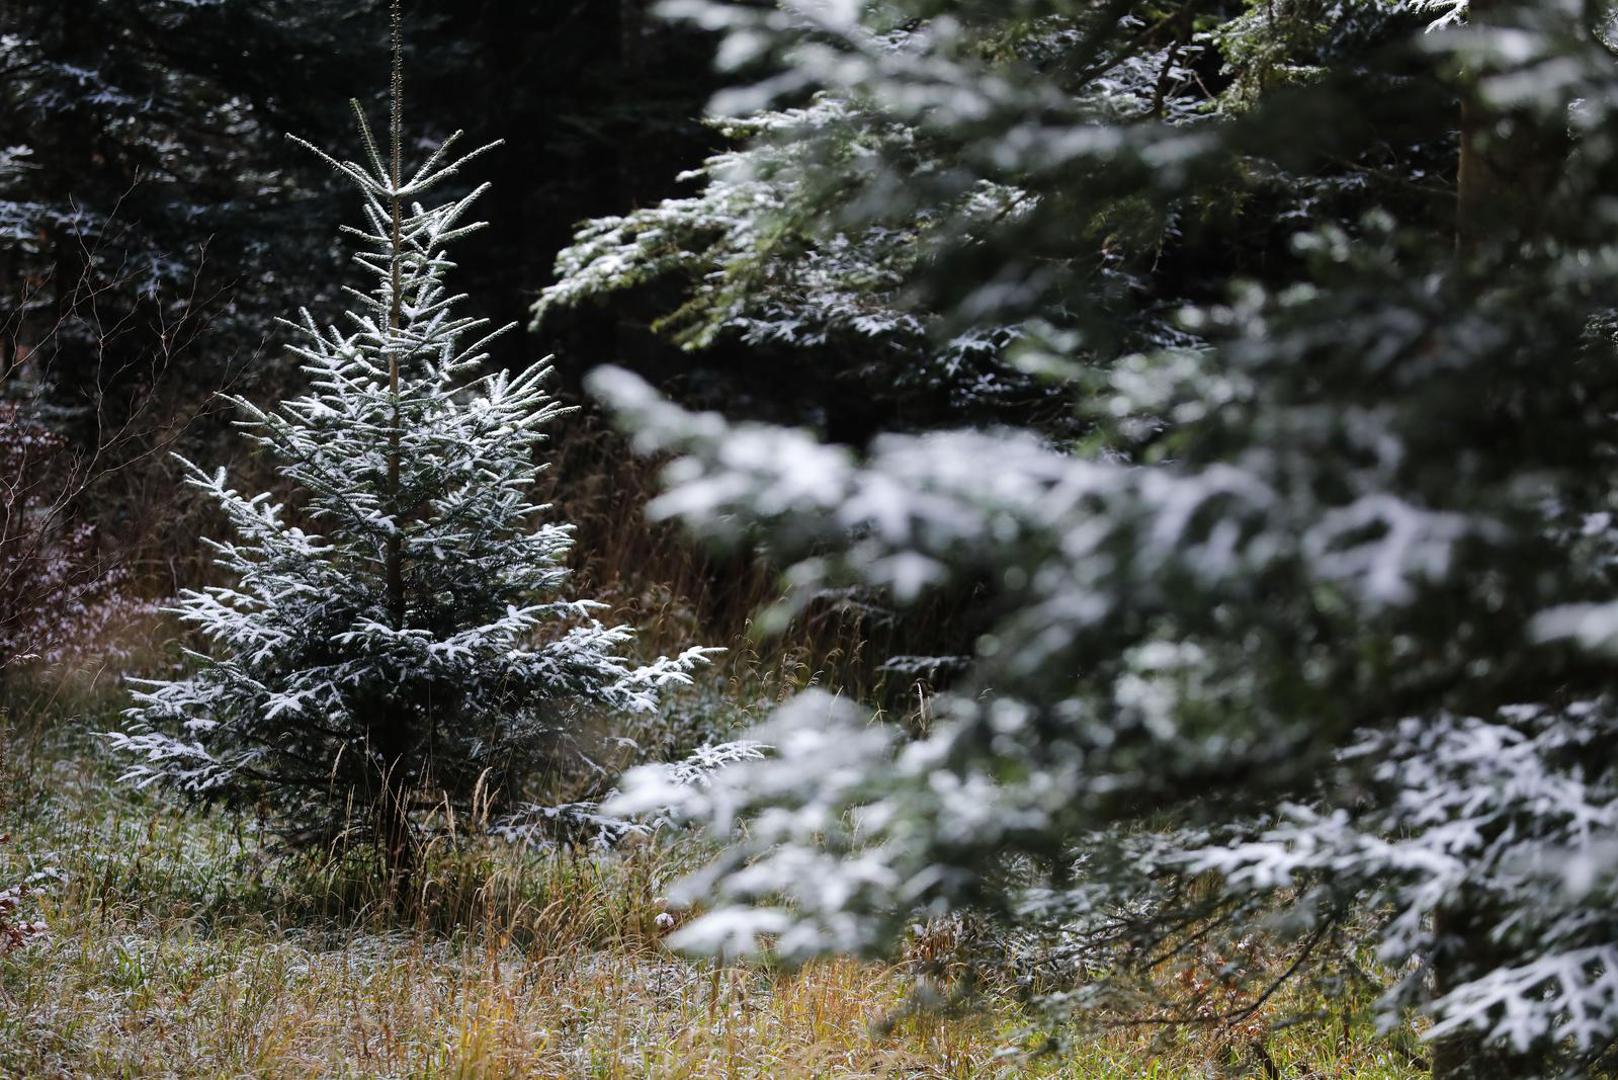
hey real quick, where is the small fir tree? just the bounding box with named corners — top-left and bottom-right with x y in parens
top-left (110, 17), bottom-right (712, 894)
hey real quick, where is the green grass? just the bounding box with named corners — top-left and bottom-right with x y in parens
top-left (0, 691), bottom-right (1428, 1079)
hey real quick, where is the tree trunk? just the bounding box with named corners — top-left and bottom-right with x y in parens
top-left (1455, 0), bottom-right (1570, 258)
top-left (385, 1), bottom-right (406, 639)
top-left (378, 0), bottom-right (414, 917)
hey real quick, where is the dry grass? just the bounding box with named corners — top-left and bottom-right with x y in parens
top-left (0, 695), bottom-right (1430, 1080)
top-left (535, 417), bottom-right (972, 712)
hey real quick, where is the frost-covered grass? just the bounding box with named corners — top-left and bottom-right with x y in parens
top-left (0, 692), bottom-right (1425, 1079)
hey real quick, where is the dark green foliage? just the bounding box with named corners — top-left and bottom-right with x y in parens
top-left (591, 2), bottom-right (1618, 1076)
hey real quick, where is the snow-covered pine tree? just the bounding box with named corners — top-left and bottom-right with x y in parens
top-left (110, 11), bottom-right (713, 897)
top-left (532, 98), bottom-right (1041, 433)
top-left (592, 2), bottom-right (1618, 1076)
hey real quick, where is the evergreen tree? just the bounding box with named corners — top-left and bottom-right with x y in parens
top-left (0, 0), bottom-right (386, 390)
top-left (589, 1), bottom-right (1618, 1076)
top-left (110, 22), bottom-right (713, 897)
top-left (533, 98), bottom-right (1045, 436)
top-left (0, 0), bottom-right (718, 459)
top-left (534, 1), bottom-right (1442, 440)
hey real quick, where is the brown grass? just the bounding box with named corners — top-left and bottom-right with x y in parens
top-left (0, 698), bottom-right (1430, 1080)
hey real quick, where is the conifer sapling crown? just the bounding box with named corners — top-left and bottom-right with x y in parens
top-left (110, 57), bottom-right (715, 887)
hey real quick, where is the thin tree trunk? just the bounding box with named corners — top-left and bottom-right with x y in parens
top-left (385, 0), bottom-right (405, 637)
top-left (1455, 0), bottom-right (1569, 258)
top-left (379, 0), bottom-right (413, 913)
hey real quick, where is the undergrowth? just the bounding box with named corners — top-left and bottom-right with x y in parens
top-left (0, 681), bottom-right (1428, 1080)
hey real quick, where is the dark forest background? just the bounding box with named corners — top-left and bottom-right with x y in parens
top-left (0, 0), bottom-right (731, 599)
top-left (0, 0), bottom-right (1471, 693)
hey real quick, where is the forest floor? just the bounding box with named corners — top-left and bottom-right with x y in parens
top-left (0, 681), bottom-right (1428, 1079)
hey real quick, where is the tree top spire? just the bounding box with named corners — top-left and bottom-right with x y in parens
top-left (389, 0), bottom-right (403, 195)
